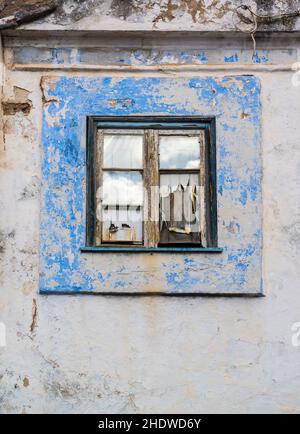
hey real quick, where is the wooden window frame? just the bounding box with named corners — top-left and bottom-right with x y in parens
top-left (158, 130), bottom-right (204, 247)
top-left (95, 129), bottom-right (145, 246)
top-left (86, 116), bottom-right (219, 252)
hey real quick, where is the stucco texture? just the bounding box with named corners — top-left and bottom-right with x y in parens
top-left (0, 30), bottom-right (300, 412)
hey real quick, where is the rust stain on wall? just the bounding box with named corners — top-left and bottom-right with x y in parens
top-left (153, 0), bottom-right (179, 26)
top-left (30, 298), bottom-right (38, 335)
top-left (23, 376), bottom-right (30, 387)
top-left (152, 0), bottom-right (232, 26)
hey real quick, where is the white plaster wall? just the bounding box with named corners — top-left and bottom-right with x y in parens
top-left (1, 35), bottom-right (300, 413)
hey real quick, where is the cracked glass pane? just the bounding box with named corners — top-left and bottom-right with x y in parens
top-left (160, 173), bottom-right (201, 244)
top-left (102, 205), bottom-right (143, 243)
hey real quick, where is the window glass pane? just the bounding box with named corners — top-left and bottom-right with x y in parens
top-left (102, 171), bottom-right (143, 206)
top-left (159, 135), bottom-right (200, 169)
top-left (103, 134), bottom-right (143, 169)
top-left (102, 206), bottom-right (143, 243)
top-left (160, 173), bottom-right (200, 243)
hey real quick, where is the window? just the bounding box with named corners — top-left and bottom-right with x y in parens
top-left (87, 118), bottom-right (217, 250)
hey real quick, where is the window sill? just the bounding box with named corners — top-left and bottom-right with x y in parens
top-left (81, 246), bottom-right (223, 253)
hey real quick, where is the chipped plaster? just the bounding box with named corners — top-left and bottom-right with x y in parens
top-left (9, 0), bottom-right (300, 33)
top-left (0, 16), bottom-right (300, 414)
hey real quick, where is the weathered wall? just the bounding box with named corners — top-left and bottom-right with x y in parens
top-left (39, 74), bottom-right (262, 295)
top-left (1, 26), bottom-right (300, 412)
top-left (16, 0), bottom-right (300, 32)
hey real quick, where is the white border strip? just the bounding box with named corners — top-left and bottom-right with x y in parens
top-left (13, 63), bottom-right (294, 73)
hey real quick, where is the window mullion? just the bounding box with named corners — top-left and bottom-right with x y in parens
top-left (199, 129), bottom-right (207, 248)
top-left (144, 129), bottom-right (159, 247)
top-left (95, 128), bottom-right (104, 246)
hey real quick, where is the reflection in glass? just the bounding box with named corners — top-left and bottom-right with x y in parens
top-left (159, 136), bottom-right (200, 169)
top-left (103, 134), bottom-right (143, 169)
top-left (102, 171), bottom-right (143, 206)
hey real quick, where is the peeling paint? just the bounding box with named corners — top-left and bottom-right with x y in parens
top-left (40, 75), bottom-right (262, 295)
top-left (0, 14), bottom-right (300, 415)
top-left (17, 0), bottom-right (300, 32)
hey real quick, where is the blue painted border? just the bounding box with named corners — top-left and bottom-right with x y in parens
top-left (40, 76), bottom-right (262, 295)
